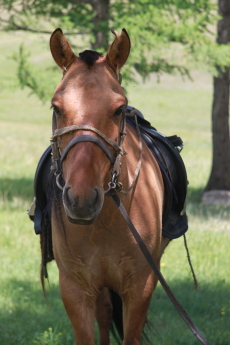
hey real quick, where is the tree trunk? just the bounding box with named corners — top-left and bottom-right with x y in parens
top-left (204, 0), bottom-right (230, 191)
top-left (91, 0), bottom-right (110, 50)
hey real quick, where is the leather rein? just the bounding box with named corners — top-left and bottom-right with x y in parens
top-left (50, 108), bottom-right (210, 345)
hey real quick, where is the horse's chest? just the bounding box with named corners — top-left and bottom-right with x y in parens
top-left (53, 226), bottom-right (148, 291)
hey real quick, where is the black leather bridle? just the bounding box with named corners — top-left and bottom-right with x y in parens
top-left (50, 107), bottom-right (142, 194)
top-left (50, 107), bottom-right (127, 190)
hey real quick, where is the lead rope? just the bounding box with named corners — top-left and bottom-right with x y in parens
top-left (110, 191), bottom-right (210, 345)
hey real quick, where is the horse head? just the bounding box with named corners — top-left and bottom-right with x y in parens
top-left (50, 28), bottom-right (130, 225)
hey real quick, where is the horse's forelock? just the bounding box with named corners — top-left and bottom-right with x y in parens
top-left (79, 50), bottom-right (103, 67)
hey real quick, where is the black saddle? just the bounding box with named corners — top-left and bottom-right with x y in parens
top-left (28, 106), bottom-right (188, 239)
top-left (126, 107), bottom-right (188, 239)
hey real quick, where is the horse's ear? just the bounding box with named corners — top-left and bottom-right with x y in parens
top-left (106, 29), bottom-right (130, 76)
top-left (50, 28), bottom-right (76, 71)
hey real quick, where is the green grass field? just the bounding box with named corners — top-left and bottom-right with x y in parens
top-left (0, 31), bottom-right (229, 345)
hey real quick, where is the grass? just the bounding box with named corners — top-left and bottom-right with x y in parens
top-left (0, 31), bottom-right (230, 345)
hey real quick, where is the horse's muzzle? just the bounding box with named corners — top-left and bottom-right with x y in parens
top-left (63, 186), bottom-right (104, 225)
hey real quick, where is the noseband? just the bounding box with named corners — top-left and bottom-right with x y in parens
top-left (50, 108), bottom-right (132, 192)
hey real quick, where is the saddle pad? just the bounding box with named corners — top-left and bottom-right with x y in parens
top-left (28, 146), bottom-right (52, 234)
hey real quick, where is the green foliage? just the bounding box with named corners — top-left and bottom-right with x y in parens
top-left (111, 0), bottom-right (225, 79)
top-left (11, 44), bottom-right (47, 102)
top-left (1, 0), bottom-right (230, 102)
top-left (0, 0), bottom-right (94, 45)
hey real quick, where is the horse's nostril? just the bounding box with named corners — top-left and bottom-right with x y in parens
top-left (63, 187), bottom-right (74, 207)
top-left (93, 188), bottom-right (99, 206)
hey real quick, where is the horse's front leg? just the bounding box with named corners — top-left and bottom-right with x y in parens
top-left (95, 287), bottom-right (113, 345)
top-left (122, 274), bottom-right (156, 345)
top-left (59, 271), bottom-right (95, 345)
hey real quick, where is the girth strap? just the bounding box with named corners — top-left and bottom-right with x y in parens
top-left (60, 135), bottom-right (116, 165)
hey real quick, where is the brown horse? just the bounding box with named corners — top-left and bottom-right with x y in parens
top-left (49, 28), bottom-right (170, 345)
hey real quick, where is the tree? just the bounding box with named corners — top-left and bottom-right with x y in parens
top-left (204, 0), bottom-right (230, 193)
top-left (2, 0), bottom-right (230, 82)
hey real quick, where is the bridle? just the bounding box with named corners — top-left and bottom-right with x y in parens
top-left (50, 106), bottom-right (142, 194)
top-left (49, 106), bottom-right (210, 345)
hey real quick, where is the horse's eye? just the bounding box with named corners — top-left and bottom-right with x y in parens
top-left (113, 107), bottom-right (123, 117)
top-left (51, 105), bottom-right (61, 116)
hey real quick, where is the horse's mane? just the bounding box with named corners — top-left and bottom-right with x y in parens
top-left (79, 50), bottom-right (103, 67)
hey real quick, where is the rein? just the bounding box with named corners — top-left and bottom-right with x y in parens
top-left (109, 191), bottom-right (210, 345)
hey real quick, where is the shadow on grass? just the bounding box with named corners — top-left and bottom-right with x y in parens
top-left (0, 277), bottom-right (229, 345)
top-left (149, 279), bottom-right (230, 345)
top-left (186, 186), bottom-right (230, 220)
top-left (0, 278), bottom-right (74, 345)
top-left (0, 177), bottom-right (34, 202)
top-left (187, 186), bottom-right (204, 203)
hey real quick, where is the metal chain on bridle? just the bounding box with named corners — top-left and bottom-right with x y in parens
top-left (50, 107), bottom-right (210, 345)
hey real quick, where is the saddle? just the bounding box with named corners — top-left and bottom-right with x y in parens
top-left (126, 107), bottom-right (188, 239)
top-left (28, 106), bottom-right (188, 240)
